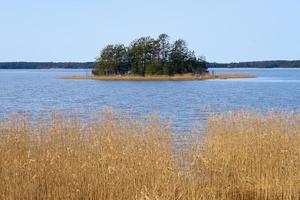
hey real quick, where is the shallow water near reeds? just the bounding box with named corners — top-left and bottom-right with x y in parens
top-left (0, 68), bottom-right (299, 130)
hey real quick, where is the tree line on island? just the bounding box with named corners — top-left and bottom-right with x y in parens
top-left (92, 34), bottom-right (208, 76)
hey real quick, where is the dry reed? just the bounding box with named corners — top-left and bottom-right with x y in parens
top-left (59, 73), bottom-right (256, 81)
top-left (0, 110), bottom-right (299, 199)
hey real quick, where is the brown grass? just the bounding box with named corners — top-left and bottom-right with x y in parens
top-left (59, 73), bottom-right (256, 81)
top-left (192, 112), bottom-right (300, 199)
top-left (0, 110), bottom-right (299, 199)
top-left (199, 73), bottom-right (256, 80)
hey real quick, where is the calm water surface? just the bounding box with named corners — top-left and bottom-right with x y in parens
top-left (0, 68), bottom-right (299, 130)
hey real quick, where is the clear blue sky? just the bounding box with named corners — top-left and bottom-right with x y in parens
top-left (1, 0), bottom-right (300, 63)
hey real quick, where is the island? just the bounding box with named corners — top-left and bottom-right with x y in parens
top-left (61, 33), bottom-right (256, 80)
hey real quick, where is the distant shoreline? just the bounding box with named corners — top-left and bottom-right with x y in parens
top-left (59, 74), bottom-right (256, 81)
top-left (1, 60), bottom-right (300, 69)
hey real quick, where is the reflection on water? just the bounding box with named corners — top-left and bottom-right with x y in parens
top-left (0, 68), bottom-right (299, 130)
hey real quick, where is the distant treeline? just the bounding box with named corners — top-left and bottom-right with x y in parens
top-left (0, 62), bottom-right (95, 69)
top-left (208, 60), bottom-right (300, 68)
top-left (92, 34), bottom-right (207, 76)
top-left (1, 60), bottom-right (300, 70)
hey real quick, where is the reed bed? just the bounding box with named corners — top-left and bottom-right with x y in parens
top-left (199, 73), bottom-right (256, 80)
top-left (60, 73), bottom-right (256, 81)
top-left (0, 110), bottom-right (299, 199)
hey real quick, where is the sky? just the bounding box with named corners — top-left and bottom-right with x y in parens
top-left (0, 0), bottom-right (300, 63)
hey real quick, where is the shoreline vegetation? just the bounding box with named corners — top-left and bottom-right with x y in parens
top-left (60, 73), bottom-right (256, 81)
top-left (0, 110), bottom-right (299, 199)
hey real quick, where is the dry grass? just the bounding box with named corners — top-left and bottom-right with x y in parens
top-left (191, 112), bottom-right (300, 199)
top-left (0, 110), bottom-right (299, 199)
top-left (199, 73), bottom-right (256, 80)
top-left (60, 73), bottom-right (256, 81)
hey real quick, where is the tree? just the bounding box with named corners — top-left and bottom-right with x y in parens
top-left (129, 36), bottom-right (156, 75)
top-left (157, 33), bottom-right (170, 63)
top-left (113, 44), bottom-right (130, 74)
top-left (95, 45), bottom-right (116, 75)
top-left (170, 39), bottom-right (189, 74)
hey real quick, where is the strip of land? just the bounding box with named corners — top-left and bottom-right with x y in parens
top-left (60, 73), bottom-right (256, 81)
